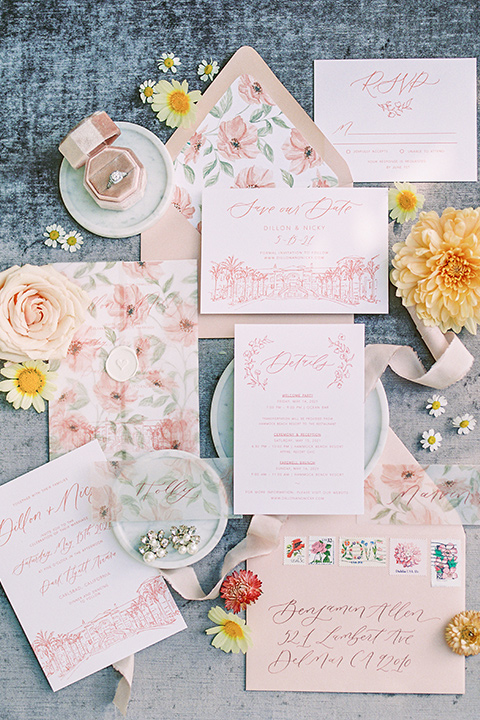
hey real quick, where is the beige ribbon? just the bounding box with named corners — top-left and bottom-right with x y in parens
top-left (110, 310), bottom-right (474, 713)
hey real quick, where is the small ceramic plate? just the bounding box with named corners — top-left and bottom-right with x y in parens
top-left (210, 360), bottom-right (389, 478)
top-left (111, 450), bottom-right (228, 569)
top-left (59, 121), bottom-right (174, 238)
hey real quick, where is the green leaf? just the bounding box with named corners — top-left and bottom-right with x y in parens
top-left (152, 342), bottom-right (167, 364)
top-left (104, 261), bottom-right (117, 270)
top-left (281, 169), bottom-right (294, 187)
top-left (321, 175), bottom-right (338, 187)
top-left (70, 398), bottom-right (89, 411)
top-left (203, 143), bottom-right (214, 156)
top-left (88, 300), bottom-right (97, 318)
top-left (203, 499), bottom-right (218, 516)
top-left (162, 275), bottom-right (174, 294)
top-left (95, 273), bottom-right (112, 285)
top-left (262, 103), bottom-right (272, 116)
top-left (119, 495), bottom-right (141, 514)
top-left (372, 508), bottom-right (391, 521)
top-left (105, 327), bottom-right (116, 344)
top-left (209, 105), bottom-right (222, 119)
top-left (74, 264), bottom-right (90, 278)
top-left (183, 272), bottom-right (197, 284)
top-left (113, 450), bottom-right (134, 461)
top-left (257, 120), bottom-right (272, 137)
top-left (139, 396), bottom-right (154, 407)
top-left (271, 115), bottom-right (290, 129)
top-left (219, 160), bottom-right (234, 177)
top-left (261, 142), bottom-right (274, 163)
top-left (203, 158), bottom-right (218, 178)
top-left (219, 87), bottom-right (233, 115)
top-left (153, 396), bottom-right (169, 408)
top-left (205, 172), bottom-right (219, 188)
top-left (164, 402), bottom-right (177, 415)
top-left (183, 164), bottom-right (195, 184)
top-left (250, 108), bottom-right (264, 123)
top-left (187, 490), bottom-right (201, 505)
top-left (126, 414), bottom-right (147, 424)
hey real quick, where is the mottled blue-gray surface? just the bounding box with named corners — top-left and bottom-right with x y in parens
top-left (1, 0), bottom-right (480, 718)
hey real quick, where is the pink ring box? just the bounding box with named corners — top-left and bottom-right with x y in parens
top-left (59, 111), bottom-right (147, 211)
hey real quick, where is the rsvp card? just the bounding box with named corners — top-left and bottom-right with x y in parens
top-left (201, 188), bottom-right (388, 314)
top-left (234, 324), bottom-right (364, 515)
top-left (314, 58), bottom-right (477, 181)
top-left (0, 442), bottom-right (186, 691)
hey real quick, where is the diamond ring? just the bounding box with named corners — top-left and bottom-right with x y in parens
top-left (106, 170), bottom-right (130, 189)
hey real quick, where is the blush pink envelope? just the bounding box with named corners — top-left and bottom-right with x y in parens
top-left (141, 46), bottom-right (354, 338)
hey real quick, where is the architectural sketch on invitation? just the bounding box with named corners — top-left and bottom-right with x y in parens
top-left (246, 515), bottom-right (465, 694)
top-left (314, 58), bottom-right (477, 182)
top-left (233, 324), bottom-right (364, 515)
top-left (0, 442), bottom-right (186, 691)
top-left (201, 188), bottom-right (388, 314)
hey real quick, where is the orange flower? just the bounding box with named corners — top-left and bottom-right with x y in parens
top-left (220, 570), bottom-right (262, 614)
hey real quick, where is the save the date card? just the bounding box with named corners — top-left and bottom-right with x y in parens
top-left (0, 442), bottom-right (186, 691)
top-left (201, 187), bottom-right (388, 315)
top-left (234, 323), bottom-right (364, 515)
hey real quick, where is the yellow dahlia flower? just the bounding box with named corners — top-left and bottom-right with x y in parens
top-left (391, 207), bottom-right (480, 334)
top-left (445, 610), bottom-right (480, 656)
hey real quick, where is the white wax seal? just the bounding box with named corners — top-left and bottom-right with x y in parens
top-left (105, 346), bottom-right (138, 382)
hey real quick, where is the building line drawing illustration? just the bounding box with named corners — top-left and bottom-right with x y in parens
top-left (33, 576), bottom-right (179, 679)
top-left (210, 254), bottom-right (380, 307)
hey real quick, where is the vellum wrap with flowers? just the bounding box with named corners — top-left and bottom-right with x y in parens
top-left (0, 264), bottom-right (90, 362)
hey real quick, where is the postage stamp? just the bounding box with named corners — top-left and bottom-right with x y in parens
top-left (431, 540), bottom-right (461, 587)
top-left (308, 537), bottom-right (334, 565)
top-left (339, 537), bottom-right (386, 566)
top-left (390, 538), bottom-right (428, 576)
top-left (284, 536), bottom-right (307, 565)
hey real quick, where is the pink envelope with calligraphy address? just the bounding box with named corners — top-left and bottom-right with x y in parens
top-left (0, 441), bottom-right (186, 691)
top-left (247, 514), bottom-right (465, 694)
top-left (141, 45), bottom-right (354, 337)
top-left (48, 260), bottom-right (199, 462)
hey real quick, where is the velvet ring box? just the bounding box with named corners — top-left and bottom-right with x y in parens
top-left (59, 111), bottom-right (147, 211)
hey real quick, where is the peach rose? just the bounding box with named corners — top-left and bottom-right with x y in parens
top-left (0, 264), bottom-right (90, 362)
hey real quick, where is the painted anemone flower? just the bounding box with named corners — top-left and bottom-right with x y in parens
top-left (151, 79), bottom-right (202, 129)
top-left (388, 182), bottom-right (425, 224)
top-left (205, 606), bottom-right (253, 654)
top-left (0, 360), bottom-right (57, 412)
top-left (220, 570), bottom-right (262, 614)
top-left (445, 610), bottom-right (480, 656)
top-left (390, 207), bottom-right (480, 334)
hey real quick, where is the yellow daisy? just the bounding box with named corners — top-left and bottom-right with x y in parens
top-left (388, 182), bottom-right (425, 224)
top-left (205, 606), bottom-right (253, 654)
top-left (151, 79), bottom-right (202, 129)
top-left (0, 360), bottom-right (57, 412)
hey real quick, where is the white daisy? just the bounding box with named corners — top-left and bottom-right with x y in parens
top-left (197, 59), bottom-right (219, 82)
top-left (60, 230), bottom-right (83, 253)
top-left (420, 428), bottom-right (442, 452)
top-left (452, 414), bottom-right (477, 435)
top-left (139, 80), bottom-right (156, 104)
top-left (43, 223), bottom-right (65, 248)
top-left (158, 52), bottom-right (180, 74)
top-left (0, 360), bottom-right (57, 413)
top-left (426, 394), bottom-right (447, 417)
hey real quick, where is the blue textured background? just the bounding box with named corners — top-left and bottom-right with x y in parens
top-left (1, 1), bottom-right (480, 718)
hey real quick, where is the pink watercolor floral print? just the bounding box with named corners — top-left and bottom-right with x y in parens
top-left (49, 260), bottom-right (199, 462)
top-left (172, 74), bottom-right (340, 229)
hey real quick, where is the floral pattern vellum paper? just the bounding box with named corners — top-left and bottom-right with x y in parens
top-left (49, 261), bottom-right (199, 462)
top-left (171, 73), bottom-right (340, 231)
top-left (424, 465), bottom-right (480, 526)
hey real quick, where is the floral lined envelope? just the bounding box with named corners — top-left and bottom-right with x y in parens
top-left (49, 260), bottom-right (199, 462)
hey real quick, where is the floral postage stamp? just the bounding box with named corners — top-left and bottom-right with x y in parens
top-left (389, 539), bottom-right (427, 576)
top-left (284, 537), bottom-right (307, 565)
top-left (431, 540), bottom-right (461, 587)
top-left (339, 537), bottom-right (386, 566)
top-left (308, 537), bottom-right (334, 565)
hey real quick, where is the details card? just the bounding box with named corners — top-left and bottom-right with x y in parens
top-left (233, 323), bottom-right (364, 515)
top-left (0, 442), bottom-right (186, 691)
top-left (201, 187), bottom-right (388, 314)
top-left (314, 58), bottom-right (477, 181)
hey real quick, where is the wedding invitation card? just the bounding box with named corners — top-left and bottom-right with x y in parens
top-left (0, 442), bottom-right (186, 691)
top-left (234, 323), bottom-right (365, 515)
top-left (201, 188), bottom-right (388, 314)
top-left (246, 515), bottom-right (465, 694)
top-left (314, 58), bottom-right (477, 181)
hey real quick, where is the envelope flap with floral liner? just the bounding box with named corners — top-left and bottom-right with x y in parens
top-left (48, 260), bottom-right (199, 462)
top-left (141, 46), bottom-right (353, 338)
